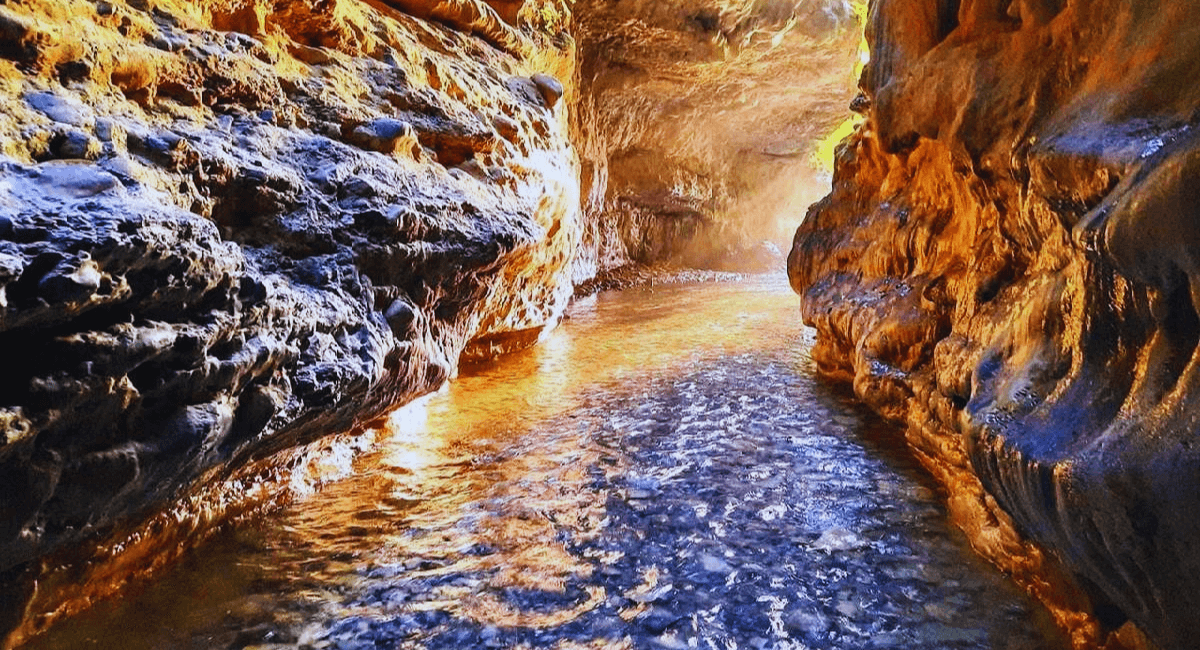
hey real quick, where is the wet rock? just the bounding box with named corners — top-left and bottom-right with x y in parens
top-left (492, 115), bottom-right (520, 142)
top-left (651, 633), bottom-right (690, 649)
top-left (811, 527), bottom-right (866, 553)
top-left (50, 130), bottom-right (101, 160)
top-left (36, 258), bottom-right (101, 303)
top-left (834, 598), bottom-right (860, 619)
top-left (627, 583), bottom-right (674, 604)
top-left (697, 553), bottom-right (731, 573)
top-left (0, 0), bottom-right (582, 641)
top-left (783, 606), bottom-right (830, 636)
top-left (346, 118), bottom-right (418, 156)
top-left (789, 1), bottom-right (1200, 647)
top-left (638, 607), bottom-right (683, 634)
top-left (384, 299), bottom-right (418, 339)
top-left (27, 162), bottom-right (120, 198)
top-left (24, 91), bottom-right (89, 126)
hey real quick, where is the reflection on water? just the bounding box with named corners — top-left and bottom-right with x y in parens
top-left (25, 275), bottom-right (1067, 650)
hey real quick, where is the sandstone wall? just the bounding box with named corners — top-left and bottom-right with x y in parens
top-left (572, 0), bottom-right (861, 277)
top-left (790, 1), bottom-right (1200, 648)
top-left (0, 0), bottom-right (579, 625)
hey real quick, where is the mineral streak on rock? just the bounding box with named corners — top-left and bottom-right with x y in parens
top-left (0, 0), bottom-right (579, 637)
top-left (571, 0), bottom-right (862, 278)
top-left (789, 1), bottom-right (1200, 648)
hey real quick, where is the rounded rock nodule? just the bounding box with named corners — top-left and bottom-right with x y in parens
top-left (531, 73), bottom-right (564, 109)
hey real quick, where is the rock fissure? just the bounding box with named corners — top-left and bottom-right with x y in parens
top-left (6, 0), bottom-right (1198, 648)
top-left (0, 0), bottom-right (862, 642)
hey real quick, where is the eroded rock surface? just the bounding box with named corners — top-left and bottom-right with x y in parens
top-left (0, 0), bottom-right (578, 623)
top-left (790, 1), bottom-right (1200, 648)
top-left (573, 0), bottom-right (861, 276)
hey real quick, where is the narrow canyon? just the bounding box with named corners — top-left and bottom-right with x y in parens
top-left (0, 0), bottom-right (1196, 649)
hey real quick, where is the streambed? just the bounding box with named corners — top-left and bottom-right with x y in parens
top-left (27, 275), bottom-right (1066, 650)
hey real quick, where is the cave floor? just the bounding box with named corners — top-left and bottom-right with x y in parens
top-left (26, 275), bottom-right (1067, 650)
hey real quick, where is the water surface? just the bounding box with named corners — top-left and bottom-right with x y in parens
top-left (27, 275), bottom-right (1066, 650)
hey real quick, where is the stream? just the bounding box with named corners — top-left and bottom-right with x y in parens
top-left (26, 274), bottom-right (1067, 650)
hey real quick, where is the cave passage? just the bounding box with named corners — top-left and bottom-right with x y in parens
top-left (24, 276), bottom-right (1067, 650)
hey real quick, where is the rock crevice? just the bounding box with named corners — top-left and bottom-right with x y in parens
top-left (572, 0), bottom-right (861, 276)
top-left (0, 0), bottom-right (867, 642)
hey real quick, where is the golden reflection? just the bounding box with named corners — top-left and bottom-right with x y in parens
top-left (460, 586), bottom-right (608, 629)
top-left (265, 277), bottom-right (803, 633)
top-left (356, 395), bottom-right (611, 629)
top-left (17, 276), bottom-right (804, 649)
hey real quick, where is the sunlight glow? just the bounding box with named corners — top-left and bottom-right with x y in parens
top-left (811, 0), bottom-right (870, 174)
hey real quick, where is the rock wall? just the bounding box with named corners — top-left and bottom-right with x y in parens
top-left (572, 0), bottom-right (861, 276)
top-left (789, 1), bottom-right (1200, 648)
top-left (0, 0), bottom-right (866, 643)
top-left (0, 0), bottom-right (579, 625)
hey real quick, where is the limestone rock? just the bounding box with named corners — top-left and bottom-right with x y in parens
top-left (573, 0), bottom-right (861, 278)
top-left (0, 0), bottom-right (578, 639)
top-left (789, 1), bottom-right (1200, 648)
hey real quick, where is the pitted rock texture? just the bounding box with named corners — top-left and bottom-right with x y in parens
top-left (0, 0), bottom-right (578, 612)
top-left (790, 1), bottom-right (1200, 648)
top-left (572, 0), bottom-right (861, 278)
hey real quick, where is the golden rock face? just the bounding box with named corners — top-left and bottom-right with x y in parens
top-left (573, 0), bottom-right (862, 275)
top-left (791, 1), bottom-right (1200, 648)
top-left (0, 0), bottom-right (580, 595)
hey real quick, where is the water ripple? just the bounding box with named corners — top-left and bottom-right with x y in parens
top-left (27, 276), bottom-right (1066, 650)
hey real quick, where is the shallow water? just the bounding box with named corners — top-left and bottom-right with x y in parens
top-left (26, 275), bottom-right (1067, 650)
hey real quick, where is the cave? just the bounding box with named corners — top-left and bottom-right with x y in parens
top-left (0, 0), bottom-right (1198, 649)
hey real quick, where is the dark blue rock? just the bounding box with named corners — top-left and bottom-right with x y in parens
top-left (25, 92), bottom-right (88, 126)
